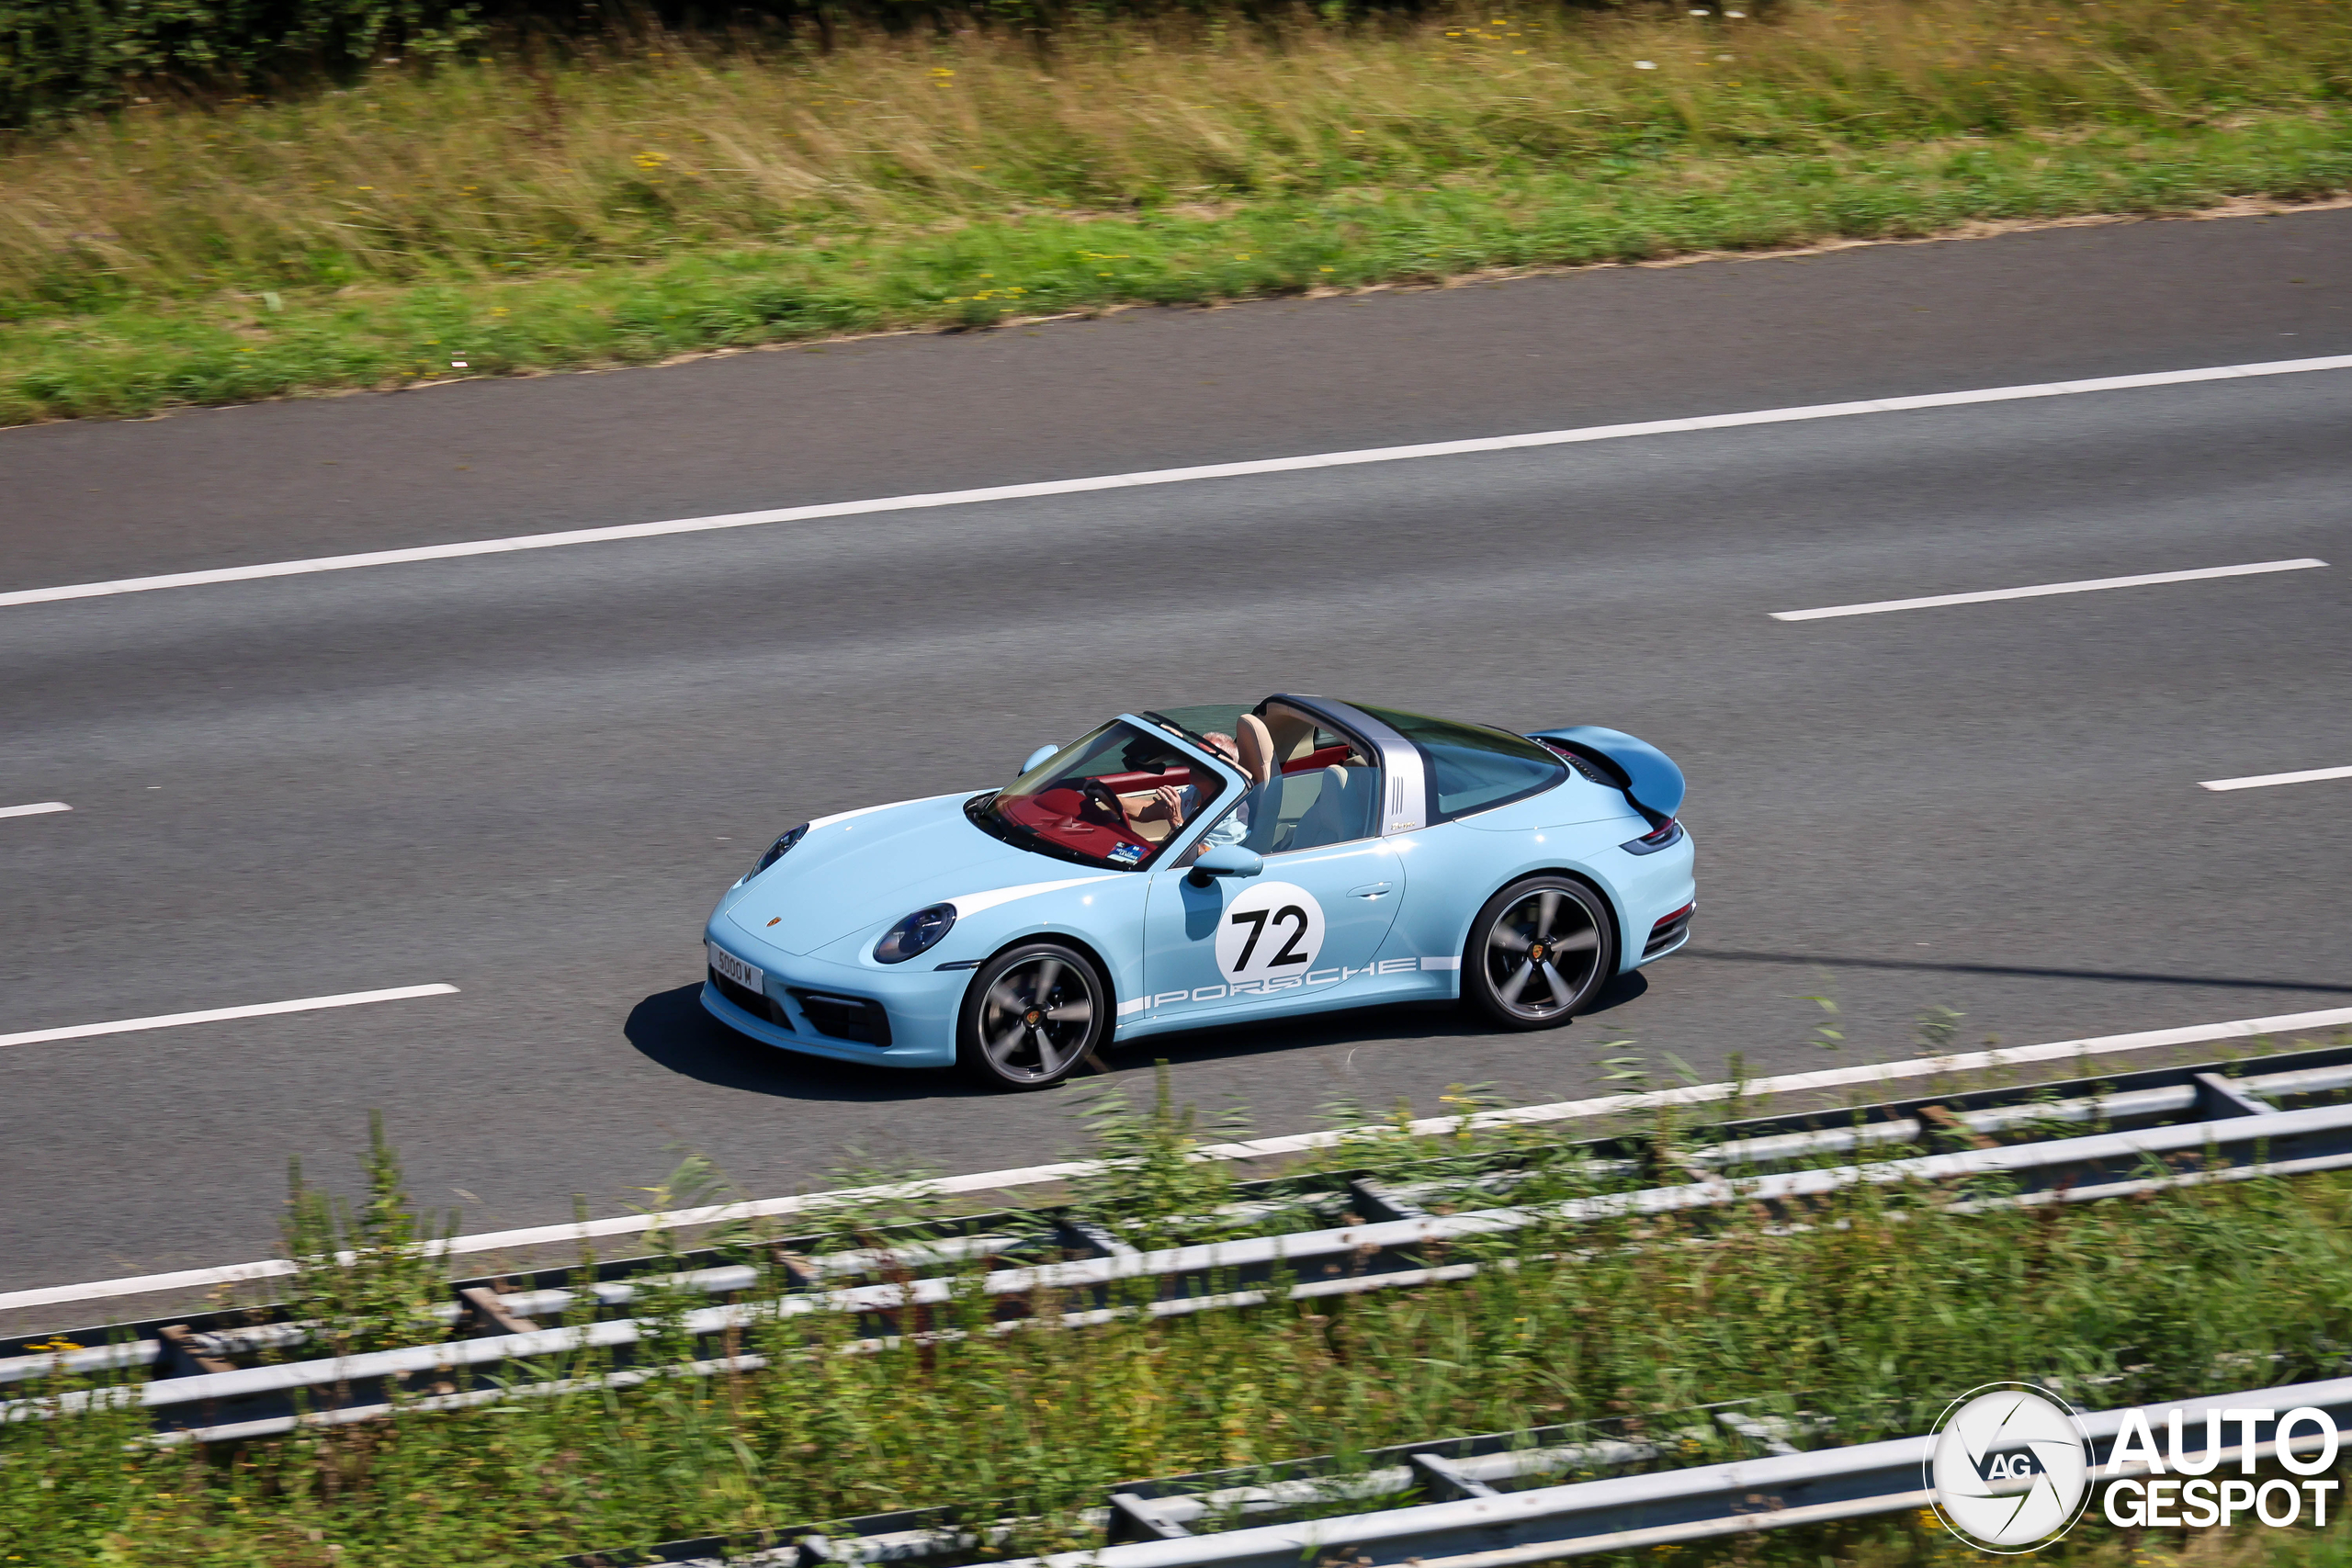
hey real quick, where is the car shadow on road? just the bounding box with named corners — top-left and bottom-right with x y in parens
top-left (623, 984), bottom-right (998, 1103)
top-left (625, 970), bottom-right (1647, 1102)
top-left (1093, 969), bottom-right (1650, 1077)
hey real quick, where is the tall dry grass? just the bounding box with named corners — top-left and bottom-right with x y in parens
top-left (4, 0), bottom-right (2346, 314)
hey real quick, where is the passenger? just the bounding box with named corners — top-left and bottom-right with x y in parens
top-left (1132, 718), bottom-right (1275, 847)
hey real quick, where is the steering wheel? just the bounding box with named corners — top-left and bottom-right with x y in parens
top-left (1077, 779), bottom-right (1127, 828)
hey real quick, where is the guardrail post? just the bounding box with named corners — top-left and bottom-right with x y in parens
top-left (458, 1286), bottom-right (540, 1337)
top-left (1108, 1491), bottom-right (1193, 1541)
top-left (2193, 1072), bottom-right (2270, 1120)
top-left (1059, 1220), bottom-right (1141, 1259)
top-left (1408, 1452), bottom-right (1500, 1501)
top-left (1345, 1179), bottom-right (1430, 1224)
top-left (156, 1325), bottom-right (234, 1378)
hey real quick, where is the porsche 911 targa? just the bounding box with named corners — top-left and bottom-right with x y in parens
top-left (704, 696), bottom-right (1692, 1089)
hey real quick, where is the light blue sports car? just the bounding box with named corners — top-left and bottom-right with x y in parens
top-left (703, 697), bottom-right (1693, 1089)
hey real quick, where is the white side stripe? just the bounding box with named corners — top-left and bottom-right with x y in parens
top-left (6, 355), bottom-right (2351, 610)
top-left (2201, 764), bottom-right (2352, 792)
top-left (1772, 558), bottom-right (2327, 621)
top-left (945, 875), bottom-right (1120, 918)
top-left (0, 984), bottom-right (459, 1051)
top-left (0, 800), bottom-right (72, 818)
top-left (7, 1003), bottom-right (2347, 1315)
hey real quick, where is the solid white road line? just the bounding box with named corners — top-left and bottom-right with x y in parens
top-left (1771, 558), bottom-right (2329, 622)
top-left (7, 1001), bottom-right (2348, 1316)
top-left (0, 801), bottom-right (72, 818)
top-left (2202, 764), bottom-right (2352, 792)
top-left (6, 354), bottom-right (2351, 611)
top-left (0, 983), bottom-right (459, 1051)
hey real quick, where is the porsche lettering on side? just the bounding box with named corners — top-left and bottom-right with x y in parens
top-left (702, 697), bottom-right (1695, 1090)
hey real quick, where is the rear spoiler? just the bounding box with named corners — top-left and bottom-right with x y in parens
top-left (1526, 727), bottom-right (1685, 825)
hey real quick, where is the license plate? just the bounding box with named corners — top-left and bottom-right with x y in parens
top-left (707, 942), bottom-right (763, 993)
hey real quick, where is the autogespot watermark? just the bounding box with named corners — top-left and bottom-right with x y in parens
top-left (1924, 1384), bottom-right (2344, 1553)
top-left (1927, 1384), bottom-right (2096, 1552)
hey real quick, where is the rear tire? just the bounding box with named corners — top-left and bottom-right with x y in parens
top-left (1462, 876), bottom-right (1616, 1032)
top-left (956, 942), bottom-right (1110, 1090)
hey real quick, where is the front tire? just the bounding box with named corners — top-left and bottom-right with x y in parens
top-left (956, 942), bottom-right (1110, 1090)
top-left (1463, 876), bottom-right (1616, 1031)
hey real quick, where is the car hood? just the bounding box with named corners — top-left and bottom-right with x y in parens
top-left (724, 791), bottom-right (1069, 955)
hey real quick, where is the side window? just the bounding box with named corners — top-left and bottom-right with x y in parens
top-left (1260, 716), bottom-right (1379, 854)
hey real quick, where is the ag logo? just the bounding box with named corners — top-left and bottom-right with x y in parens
top-left (1927, 1383), bottom-right (2092, 1553)
top-left (1214, 881), bottom-right (1326, 983)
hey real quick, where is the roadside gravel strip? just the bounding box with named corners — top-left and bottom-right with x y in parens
top-left (7, 1003), bottom-right (2347, 1319)
top-left (5, 354), bottom-right (2347, 610)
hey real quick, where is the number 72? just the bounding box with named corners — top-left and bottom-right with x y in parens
top-left (1228, 905), bottom-right (1310, 970)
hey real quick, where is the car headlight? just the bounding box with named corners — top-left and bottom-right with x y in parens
top-left (874, 903), bottom-right (957, 964)
top-left (743, 823), bottom-right (808, 883)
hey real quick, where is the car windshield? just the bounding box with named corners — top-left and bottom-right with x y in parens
top-left (968, 719), bottom-right (1228, 871)
top-left (1349, 702), bottom-right (1566, 819)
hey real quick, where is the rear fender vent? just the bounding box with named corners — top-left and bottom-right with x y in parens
top-left (1645, 904), bottom-right (1694, 957)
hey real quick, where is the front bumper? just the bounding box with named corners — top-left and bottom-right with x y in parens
top-left (700, 929), bottom-right (967, 1069)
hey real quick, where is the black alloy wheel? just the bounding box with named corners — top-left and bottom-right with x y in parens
top-left (1463, 876), bottom-right (1616, 1031)
top-left (957, 942), bottom-right (1109, 1089)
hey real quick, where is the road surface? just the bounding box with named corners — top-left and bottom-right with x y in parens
top-left (4, 209), bottom-right (2348, 1293)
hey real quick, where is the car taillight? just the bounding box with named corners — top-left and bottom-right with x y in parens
top-left (1620, 818), bottom-right (1684, 855)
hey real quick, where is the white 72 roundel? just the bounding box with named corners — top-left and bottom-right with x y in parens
top-left (1214, 881), bottom-right (1328, 983)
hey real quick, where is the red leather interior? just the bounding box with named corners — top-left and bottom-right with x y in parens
top-left (996, 785), bottom-right (1156, 863)
top-left (1283, 743), bottom-right (1354, 775)
top-left (1093, 744), bottom-right (1348, 793)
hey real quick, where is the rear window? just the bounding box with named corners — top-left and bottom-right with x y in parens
top-left (1349, 703), bottom-right (1566, 820)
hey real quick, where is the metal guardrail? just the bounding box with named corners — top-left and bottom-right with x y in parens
top-left (1007, 1378), bottom-right (2352, 1568)
top-left (577, 1378), bottom-right (2352, 1568)
top-left (8, 1044), bottom-right (2352, 1447)
top-left (13, 1043), bottom-right (2350, 1393)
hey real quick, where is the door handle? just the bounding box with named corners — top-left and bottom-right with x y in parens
top-left (1348, 881), bottom-right (1392, 899)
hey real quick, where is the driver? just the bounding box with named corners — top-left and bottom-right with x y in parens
top-left (1132, 716), bottom-right (1275, 848)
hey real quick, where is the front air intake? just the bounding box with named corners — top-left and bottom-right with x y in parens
top-left (711, 967), bottom-right (793, 1030)
top-left (788, 989), bottom-right (892, 1046)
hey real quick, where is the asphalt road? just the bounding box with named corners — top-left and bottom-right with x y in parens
top-left (5, 209), bottom-right (2350, 1295)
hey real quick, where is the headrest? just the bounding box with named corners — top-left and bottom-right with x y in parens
top-left (1235, 713), bottom-right (1276, 786)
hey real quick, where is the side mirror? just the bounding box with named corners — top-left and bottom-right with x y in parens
top-left (1186, 844), bottom-right (1264, 888)
top-left (1020, 743), bottom-right (1061, 775)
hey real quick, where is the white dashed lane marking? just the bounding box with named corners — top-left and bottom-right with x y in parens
top-left (2202, 764), bottom-right (2352, 793)
top-left (0, 983), bottom-right (460, 1051)
top-left (1772, 558), bottom-right (2328, 622)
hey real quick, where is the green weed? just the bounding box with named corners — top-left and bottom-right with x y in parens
top-left (6, 1090), bottom-right (2352, 1565)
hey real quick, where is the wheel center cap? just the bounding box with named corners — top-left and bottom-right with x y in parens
top-left (1529, 942), bottom-right (1546, 961)
top-left (1023, 1008), bottom-right (1044, 1026)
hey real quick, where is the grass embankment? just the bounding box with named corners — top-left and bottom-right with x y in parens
top-left (3, 0), bottom-right (2350, 424)
top-left (6, 1076), bottom-right (2352, 1566)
